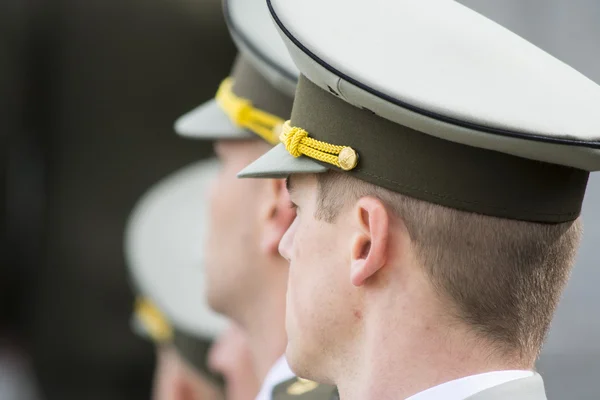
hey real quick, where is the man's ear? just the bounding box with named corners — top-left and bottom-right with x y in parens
top-left (350, 197), bottom-right (390, 287)
top-left (260, 178), bottom-right (296, 255)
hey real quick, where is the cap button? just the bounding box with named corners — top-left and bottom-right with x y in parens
top-left (338, 147), bottom-right (359, 171)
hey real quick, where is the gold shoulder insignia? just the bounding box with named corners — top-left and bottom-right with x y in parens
top-left (272, 377), bottom-right (338, 400)
top-left (287, 378), bottom-right (319, 395)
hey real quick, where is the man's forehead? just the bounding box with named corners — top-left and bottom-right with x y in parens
top-left (285, 175), bottom-right (295, 194)
top-left (285, 174), bottom-right (316, 195)
top-left (215, 139), bottom-right (270, 165)
top-left (215, 138), bottom-right (262, 151)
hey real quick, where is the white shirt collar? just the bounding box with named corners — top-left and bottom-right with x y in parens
top-left (255, 355), bottom-right (296, 400)
top-left (406, 370), bottom-right (534, 400)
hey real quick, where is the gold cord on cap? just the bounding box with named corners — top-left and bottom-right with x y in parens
top-left (216, 78), bottom-right (283, 145)
top-left (279, 120), bottom-right (358, 171)
top-left (134, 297), bottom-right (173, 343)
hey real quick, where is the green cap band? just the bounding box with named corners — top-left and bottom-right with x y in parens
top-left (290, 76), bottom-right (588, 223)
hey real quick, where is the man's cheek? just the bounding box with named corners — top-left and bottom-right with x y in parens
top-left (292, 223), bottom-right (309, 262)
top-left (286, 281), bottom-right (300, 332)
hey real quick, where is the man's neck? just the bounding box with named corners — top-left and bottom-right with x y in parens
top-left (335, 309), bottom-right (528, 400)
top-left (238, 261), bottom-right (288, 383)
top-left (245, 321), bottom-right (287, 383)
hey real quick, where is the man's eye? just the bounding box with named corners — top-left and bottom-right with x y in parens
top-left (289, 201), bottom-right (298, 210)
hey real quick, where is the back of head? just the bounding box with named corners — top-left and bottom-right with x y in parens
top-left (442, 1), bottom-right (600, 396)
top-left (125, 160), bottom-right (230, 397)
top-left (315, 170), bottom-right (581, 362)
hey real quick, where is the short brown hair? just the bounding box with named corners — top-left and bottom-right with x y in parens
top-left (316, 171), bottom-right (582, 360)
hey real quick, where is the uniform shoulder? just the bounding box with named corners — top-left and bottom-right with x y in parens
top-left (272, 377), bottom-right (339, 400)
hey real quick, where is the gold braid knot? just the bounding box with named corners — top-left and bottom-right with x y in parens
top-left (279, 120), bottom-right (359, 171)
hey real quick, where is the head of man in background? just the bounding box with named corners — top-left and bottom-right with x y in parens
top-left (239, 0), bottom-right (600, 399)
top-left (174, 1), bottom-right (337, 398)
top-left (173, 0), bottom-right (298, 387)
top-left (126, 160), bottom-right (259, 400)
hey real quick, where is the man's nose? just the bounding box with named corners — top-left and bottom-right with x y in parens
top-left (278, 217), bottom-right (297, 263)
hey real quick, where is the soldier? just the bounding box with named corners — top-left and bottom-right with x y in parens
top-left (173, 0), bottom-right (337, 398)
top-left (126, 160), bottom-right (259, 400)
top-left (238, 0), bottom-right (600, 399)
